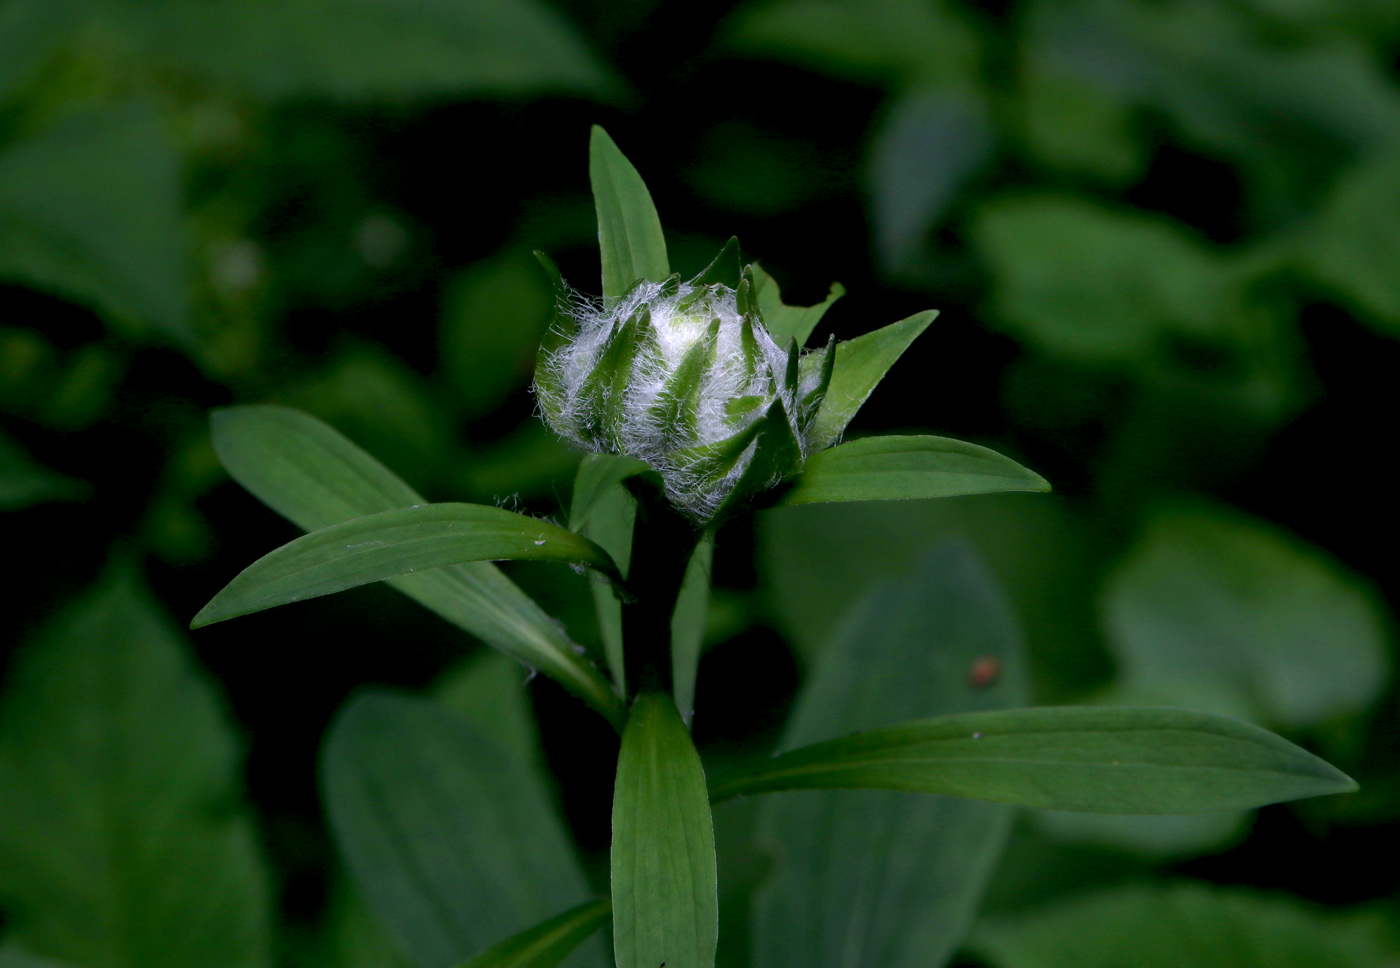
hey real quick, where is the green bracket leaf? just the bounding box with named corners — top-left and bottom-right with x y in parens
top-left (808, 309), bottom-right (935, 448)
top-left (208, 405), bottom-right (625, 731)
top-left (452, 899), bottom-right (612, 968)
top-left (783, 434), bottom-right (1049, 505)
top-left (671, 535), bottom-right (714, 720)
top-left (192, 502), bottom-right (622, 628)
top-left (612, 692), bottom-right (718, 968)
top-left (591, 126), bottom-right (669, 300)
top-left (709, 705), bottom-right (1357, 813)
top-left (750, 263), bottom-right (844, 348)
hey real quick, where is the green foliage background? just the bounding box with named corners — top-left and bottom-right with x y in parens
top-left (2, 0), bottom-right (1399, 965)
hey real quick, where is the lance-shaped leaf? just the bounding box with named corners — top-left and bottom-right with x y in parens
top-left (591, 126), bottom-right (669, 300)
top-left (708, 706), bottom-right (1356, 813)
top-left (808, 310), bottom-right (935, 448)
top-left (193, 503), bottom-right (622, 628)
top-left (452, 899), bottom-right (612, 968)
top-left (783, 435), bottom-right (1049, 505)
top-left (688, 237), bottom-right (742, 289)
top-left (750, 264), bottom-right (844, 348)
top-left (612, 692), bottom-right (718, 968)
top-left (570, 454), bottom-right (649, 692)
top-left (671, 535), bottom-right (715, 720)
top-left (209, 406), bottom-right (626, 731)
top-left (324, 692), bottom-right (606, 968)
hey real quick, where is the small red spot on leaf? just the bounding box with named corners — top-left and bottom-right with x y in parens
top-left (967, 655), bottom-right (1002, 689)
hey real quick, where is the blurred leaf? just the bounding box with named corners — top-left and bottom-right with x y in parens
top-left (441, 253), bottom-right (555, 419)
top-left (1305, 146), bottom-right (1400, 337)
top-left (209, 406), bottom-right (625, 730)
top-left (1033, 807), bottom-right (1248, 860)
top-left (0, 0), bottom-right (79, 101)
top-left (709, 706), bottom-right (1356, 812)
top-left (454, 900), bottom-right (611, 968)
top-left (191, 502), bottom-right (623, 628)
top-left (0, 568), bottom-right (270, 968)
top-left (611, 692), bottom-right (718, 968)
top-left (725, 0), bottom-right (979, 88)
top-left (326, 890), bottom-right (414, 968)
top-left (750, 264), bottom-right (844, 348)
top-left (104, 0), bottom-right (616, 101)
top-left (1016, 58), bottom-right (1145, 183)
top-left (968, 882), bottom-right (1399, 968)
top-left (590, 126), bottom-right (668, 300)
top-left (1103, 504), bottom-right (1392, 728)
top-left (751, 544), bottom-right (1028, 968)
top-left (807, 310), bottom-right (934, 447)
top-left (0, 946), bottom-right (76, 968)
top-left (434, 649), bottom-right (540, 766)
top-left (869, 88), bottom-right (993, 274)
top-left (784, 435), bottom-right (1049, 505)
top-left (323, 692), bottom-right (606, 968)
top-left (454, 423), bottom-right (582, 504)
top-left (685, 123), bottom-right (844, 216)
top-left (972, 194), bottom-right (1235, 365)
top-left (670, 535), bottom-right (713, 721)
top-left (0, 100), bottom-right (194, 346)
top-left (0, 430), bottom-right (87, 510)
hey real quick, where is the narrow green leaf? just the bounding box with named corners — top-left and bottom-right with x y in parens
top-left (808, 310), bottom-right (935, 448)
top-left (193, 503), bottom-right (622, 628)
top-left (752, 544), bottom-right (1028, 968)
top-left (0, 568), bottom-right (271, 968)
top-left (750, 263), bottom-right (844, 347)
top-left (783, 434), bottom-right (1049, 505)
top-left (688, 236), bottom-right (742, 288)
top-left (569, 453), bottom-right (652, 532)
top-left (969, 881), bottom-right (1400, 968)
top-left (709, 706), bottom-right (1357, 813)
top-left (671, 535), bottom-right (714, 720)
top-left (612, 692), bottom-right (718, 968)
top-left (453, 899), bottom-right (611, 968)
top-left (208, 405), bottom-right (625, 730)
top-left (324, 692), bottom-right (606, 968)
top-left (591, 126), bottom-right (669, 300)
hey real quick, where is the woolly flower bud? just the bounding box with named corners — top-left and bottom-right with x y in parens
top-left (535, 268), bottom-right (833, 520)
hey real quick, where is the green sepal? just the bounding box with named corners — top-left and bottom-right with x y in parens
top-left (750, 263), bottom-right (845, 348)
top-left (726, 394), bottom-right (766, 422)
top-left (531, 250), bottom-right (576, 424)
top-left (654, 272), bottom-right (681, 301)
top-left (712, 397), bottom-right (803, 522)
top-left (690, 236), bottom-right (742, 289)
top-left (579, 306), bottom-right (653, 444)
top-left (737, 265), bottom-right (757, 319)
top-left (797, 333), bottom-right (837, 435)
top-left (669, 415), bottom-right (767, 500)
top-left (783, 337), bottom-right (801, 400)
top-left (645, 317), bottom-right (720, 444)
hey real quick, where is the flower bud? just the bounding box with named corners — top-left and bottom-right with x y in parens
top-left (534, 247), bottom-right (835, 520)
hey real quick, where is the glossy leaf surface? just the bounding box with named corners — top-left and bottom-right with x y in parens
top-left (807, 310), bottom-right (935, 448)
top-left (591, 127), bottom-right (669, 300)
top-left (612, 693), bottom-right (718, 968)
top-left (784, 435), bottom-right (1049, 505)
top-left (710, 706), bottom-right (1355, 813)
top-left (752, 544), bottom-right (1028, 968)
top-left (208, 406), bottom-right (624, 728)
top-left (452, 900), bottom-right (610, 968)
top-left (323, 692), bottom-right (605, 968)
top-left (0, 569), bottom-right (270, 968)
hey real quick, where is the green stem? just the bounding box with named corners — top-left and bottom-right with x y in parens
top-left (620, 477), bottom-right (700, 700)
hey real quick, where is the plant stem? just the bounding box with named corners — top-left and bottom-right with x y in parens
top-left (621, 476), bottom-right (700, 700)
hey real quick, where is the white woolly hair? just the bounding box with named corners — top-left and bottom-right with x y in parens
top-left (537, 278), bottom-right (823, 517)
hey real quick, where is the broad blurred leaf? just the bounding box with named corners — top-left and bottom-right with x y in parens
top-left (0, 430), bottom-right (87, 510)
top-left (0, 100), bottom-right (193, 346)
top-left (192, 502), bottom-right (622, 627)
top-left (209, 406), bottom-right (625, 729)
top-left (441, 253), bottom-right (555, 419)
top-left (725, 0), bottom-right (979, 88)
top-left (455, 900), bottom-right (611, 968)
top-left (0, 947), bottom-right (76, 968)
top-left (750, 264), bottom-right (844, 348)
top-left (670, 535), bottom-right (713, 720)
top-left (709, 706), bottom-right (1355, 812)
top-left (611, 692), bottom-right (717, 968)
top-left (751, 544), bottom-right (1028, 968)
top-left (1103, 505), bottom-right (1391, 728)
top-left (435, 650), bottom-right (541, 766)
top-left (1016, 57), bottom-right (1145, 183)
top-left (807, 310), bottom-right (935, 447)
top-left (869, 88), bottom-right (993, 274)
top-left (1305, 147), bottom-right (1400, 337)
top-left (323, 692), bottom-right (605, 968)
top-left (785, 434), bottom-right (1048, 505)
top-left (0, 568), bottom-right (271, 968)
top-left (105, 0), bottom-right (616, 101)
top-left (968, 882), bottom-right (1399, 968)
top-left (590, 127), bottom-right (669, 300)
